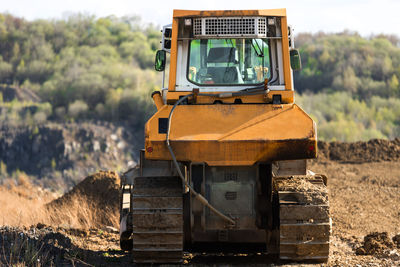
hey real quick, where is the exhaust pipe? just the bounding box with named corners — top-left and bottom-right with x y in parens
top-left (151, 91), bottom-right (165, 111)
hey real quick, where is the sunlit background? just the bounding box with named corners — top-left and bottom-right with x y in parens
top-left (0, 0), bottom-right (399, 190)
top-left (2, 0), bottom-right (400, 35)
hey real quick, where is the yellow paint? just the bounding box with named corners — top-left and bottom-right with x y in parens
top-left (152, 91), bottom-right (164, 110)
top-left (172, 9), bottom-right (287, 18)
top-left (146, 9), bottom-right (317, 166)
top-left (145, 104), bottom-right (316, 165)
top-left (280, 16), bottom-right (292, 90)
top-left (167, 8), bottom-right (293, 97)
top-left (168, 18), bottom-right (179, 91)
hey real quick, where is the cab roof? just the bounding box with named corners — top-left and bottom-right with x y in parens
top-left (172, 9), bottom-right (287, 18)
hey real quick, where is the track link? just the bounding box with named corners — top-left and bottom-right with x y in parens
top-left (131, 176), bottom-right (183, 263)
top-left (275, 175), bottom-right (331, 262)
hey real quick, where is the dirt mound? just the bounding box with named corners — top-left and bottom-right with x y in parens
top-left (355, 232), bottom-right (395, 257)
top-left (50, 170), bottom-right (120, 208)
top-left (318, 138), bottom-right (400, 162)
top-left (47, 171), bottom-right (120, 228)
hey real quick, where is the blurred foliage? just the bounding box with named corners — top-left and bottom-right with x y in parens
top-left (0, 13), bottom-right (158, 126)
top-left (0, 14), bottom-right (399, 141)
top-left (295, 31), bottom-right (400, 99)
top-left (0, 101), bottom-right (53, 127)
top-left (294, 31), bottom-right (400, 141)
top-left (297, 92), bottom-right (400, 141)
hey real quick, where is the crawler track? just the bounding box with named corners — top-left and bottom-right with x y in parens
top-left (275, 175), bottom-right (331, 262)
top-left (131, 176), bottom-right (183, 263)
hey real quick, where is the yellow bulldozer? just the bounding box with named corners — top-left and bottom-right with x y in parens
top-left (119, 9), bottom-right (331, 263)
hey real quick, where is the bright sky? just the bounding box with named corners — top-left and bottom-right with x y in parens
top-left (1, 0), bottom-right (400, 36)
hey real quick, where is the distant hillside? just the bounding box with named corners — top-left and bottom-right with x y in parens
top-left (0, 13), bottom-right (157, 125)
top-left (294, 32), bottom-right (400, 99)
top-left (0, 13), bottom-right (399, 142)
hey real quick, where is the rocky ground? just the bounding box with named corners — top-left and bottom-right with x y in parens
top-left (0, 122), bottom-right (139, 190)
top-left (0, 140), bottom-right (399, 266)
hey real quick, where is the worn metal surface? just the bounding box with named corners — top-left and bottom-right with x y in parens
top-left (145, 104), bottom-right (316, 166)
top-left (131, 176), bottom-right (184, 263)
top-left (187, 164), bottom-right (272, 245)
top-left (119, 183), bottom-right (133, 251)
top-left (192, 229), bottom-right (267, 243)
top-left (273, 160), bottom-right (307, 176)
top-left (205, 166), bottom-right (257, 230)
top-left (275, 175), bottom-right (331, 262)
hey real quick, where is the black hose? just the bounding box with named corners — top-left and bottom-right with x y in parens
top-left (166, 94), bottom-right (236, 226)
top-left (165, 87), bottom-right (270, 225)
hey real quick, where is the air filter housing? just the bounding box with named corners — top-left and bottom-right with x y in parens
top-left (193, 17), bottom-right (267, 38)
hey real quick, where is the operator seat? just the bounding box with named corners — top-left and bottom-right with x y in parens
top-left (206, 47), bottom-right (243, 84)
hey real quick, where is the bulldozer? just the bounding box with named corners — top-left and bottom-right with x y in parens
top-left (119, 9), bottom-right (331, 263)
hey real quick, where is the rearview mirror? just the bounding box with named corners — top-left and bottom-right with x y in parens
top-left (290, 49), bottom-right (302, 71)
top-left (155, 50), bottom-right (166, 72)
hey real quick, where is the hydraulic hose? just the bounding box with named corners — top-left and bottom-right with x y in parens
top-left (165, 88), bottom-right (270, 226)
top-left (166, 93), bottom-right (236, 226)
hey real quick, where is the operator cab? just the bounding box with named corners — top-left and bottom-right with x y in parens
top-left (155, 15), bottom-right (300, 94)
top-left (188, 39), bottom-right (270, 85)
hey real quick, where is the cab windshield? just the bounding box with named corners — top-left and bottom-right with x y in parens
top-left (188, 38), bottom-right (271, 86)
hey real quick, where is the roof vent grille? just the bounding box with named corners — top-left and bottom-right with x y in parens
top-left (193, 17), bottom-right (267, 38)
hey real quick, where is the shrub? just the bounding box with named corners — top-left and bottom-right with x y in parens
top-left (68, 100), bottom-right (88, 119)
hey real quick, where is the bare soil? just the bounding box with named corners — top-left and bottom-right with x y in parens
top-left (1, 140), bottom-right (400, 266)
top-left (309, 159), bottom-right (400, 266)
